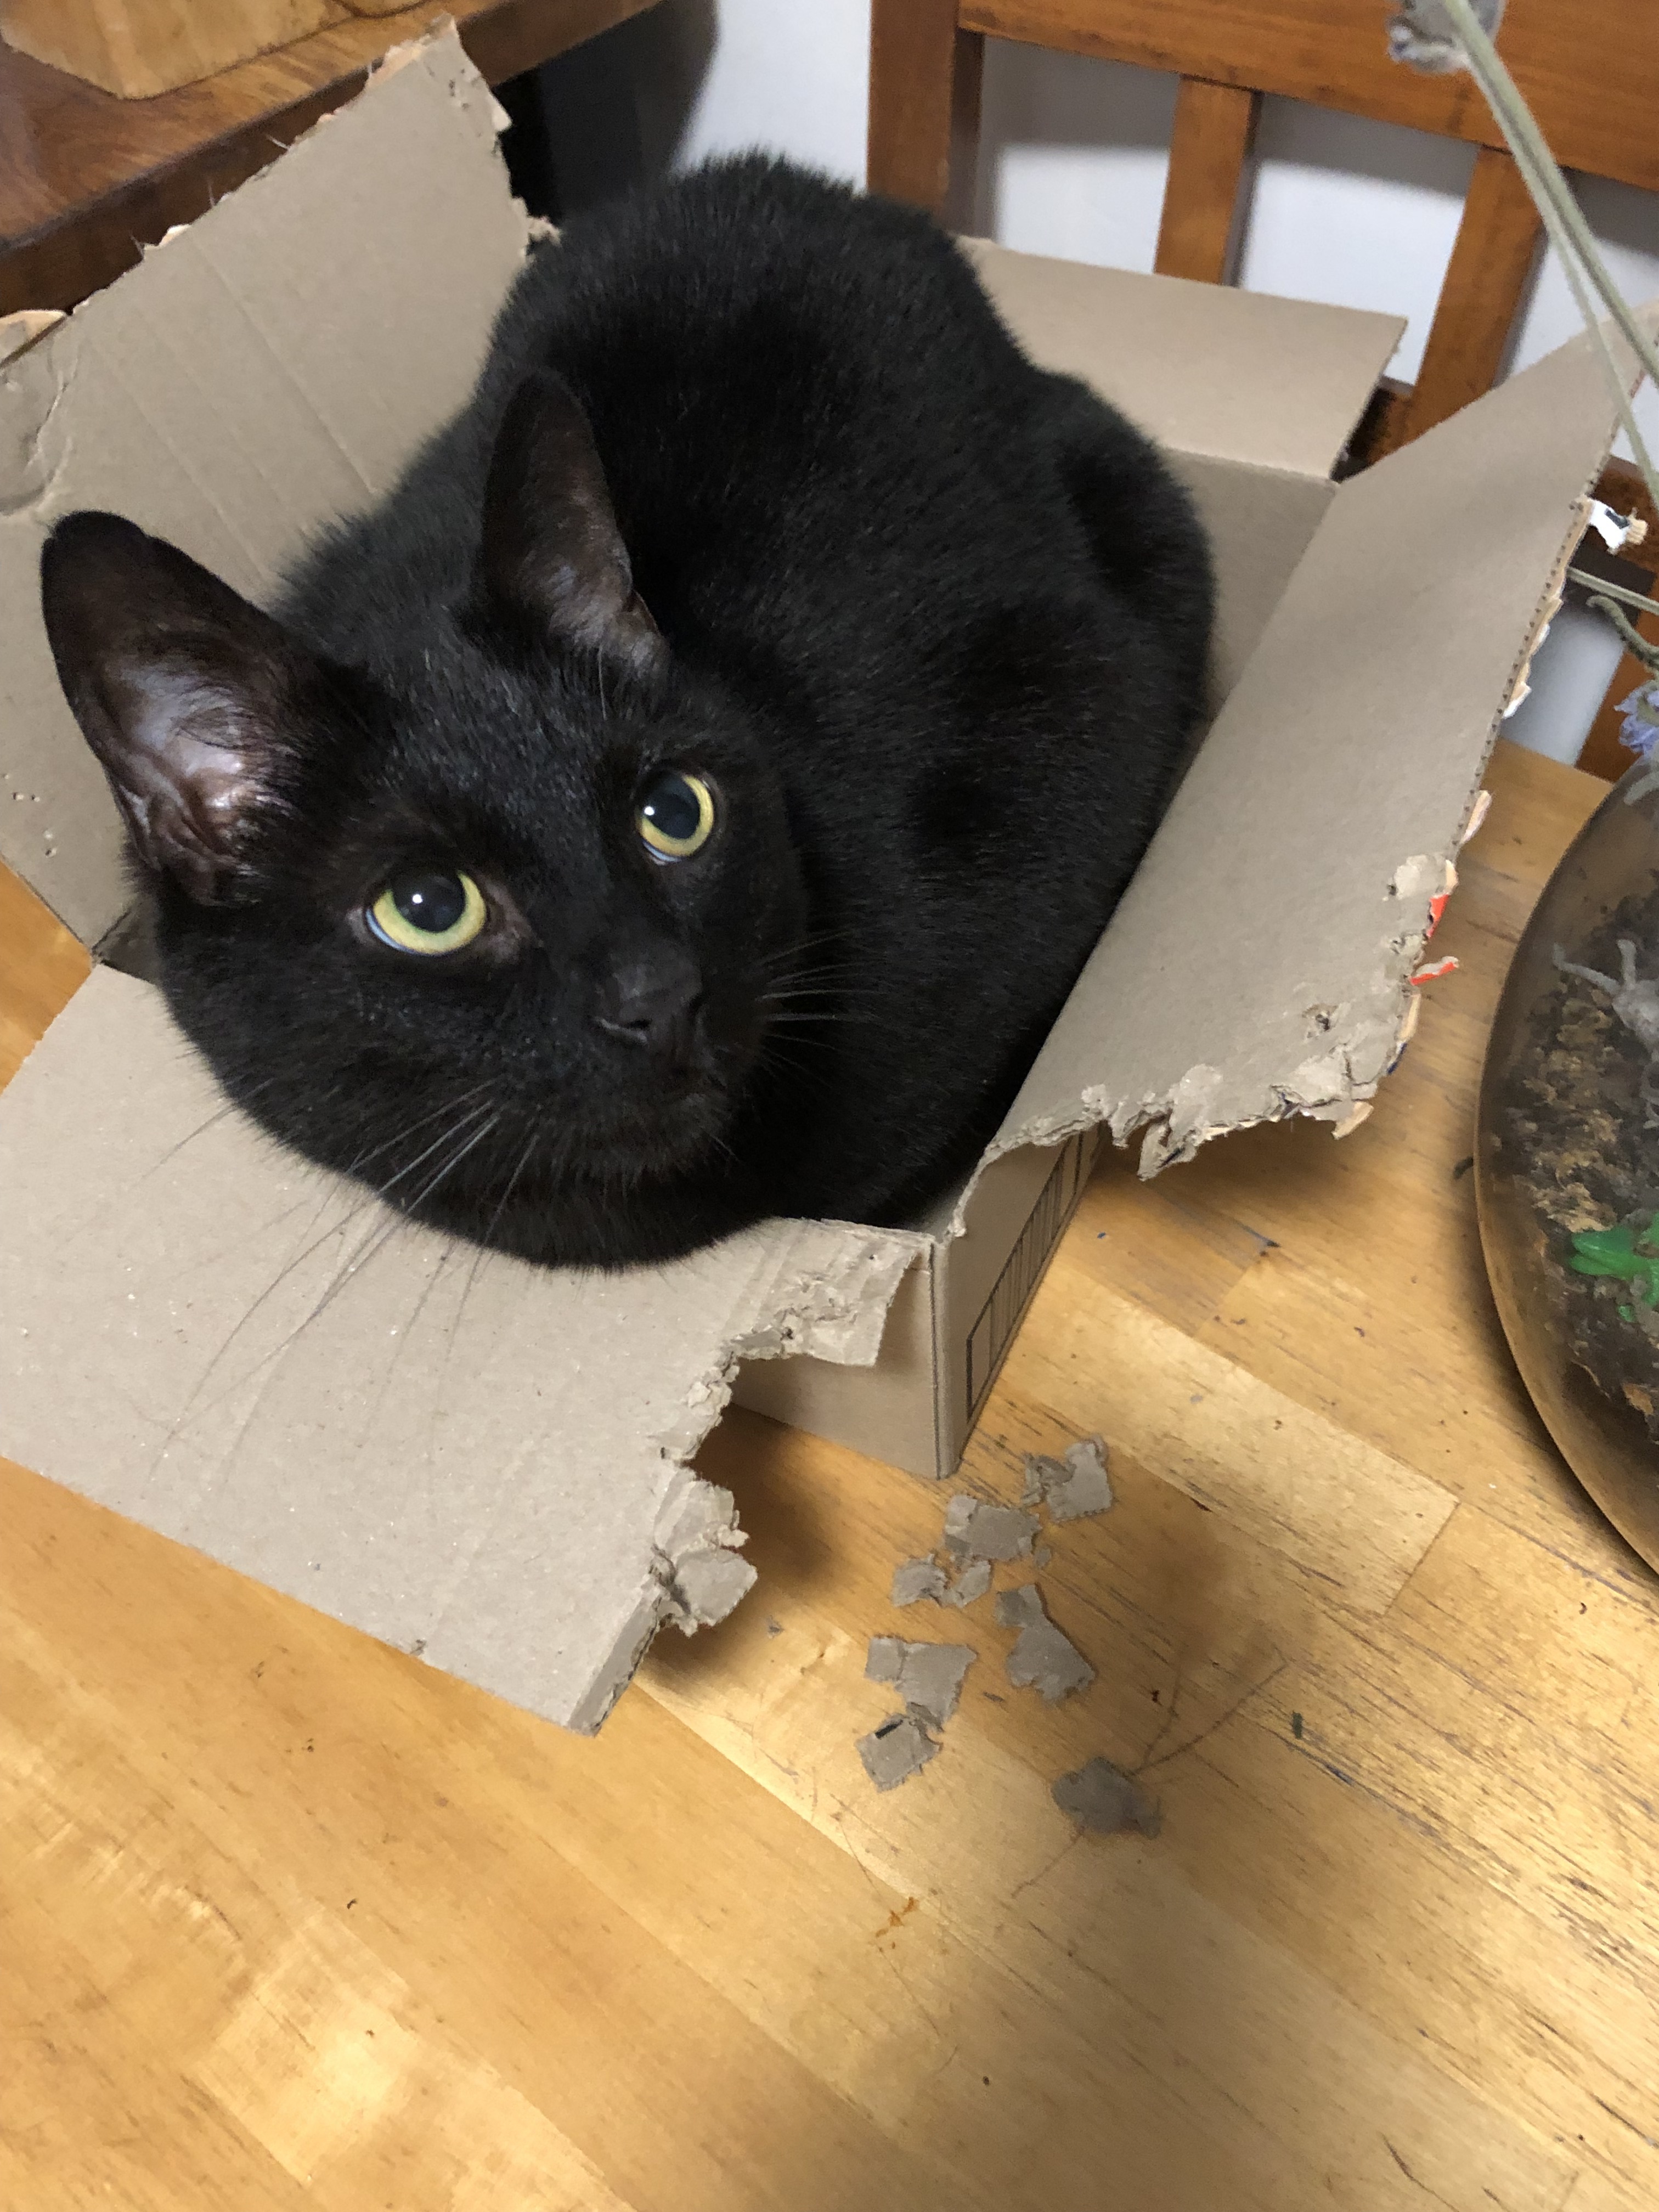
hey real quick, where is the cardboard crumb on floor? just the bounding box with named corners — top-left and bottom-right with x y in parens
top-left (857, 1713), bottom-right (939, 1791)
top-left (943, 1494), bottom-right (1039, 1563)
top-left (865, 1636), bottom-right (976, 1726)
top-left (1022, 1435), bottom-right (1114, 1521)
top-left (890, 1558), bottom-right (949, 1607)
top-left (1052, 1757), bottom-right (1161, 1837)
top-left (995, 1585), bottom-right (1096, 1703)
top-left (889, 1554), bottom-right (991, 1610)
top-left (941, 1557), bottom-right (992, 1607)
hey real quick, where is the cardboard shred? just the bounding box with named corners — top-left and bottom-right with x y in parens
top-left (941, 1557), bottom-right (992, 1607)
top-left (890, 1558), bottom-right (949, 1607)
top-left (857, 1713), bottom-right (939, 1791)
top-left (1052, 1757), bottom-right (1161, 1838)
top-left (996, 1584), bottom-right (1096, 1703)
top-left (942, 1495), bottom-right (1040, 1563)
top-left (1022, 1434), bottom-right (1114, 1520)
top-left (890, 1553), bottom-right (992, 1610)
top-left (865, 1635), bottom-right (976, 1726)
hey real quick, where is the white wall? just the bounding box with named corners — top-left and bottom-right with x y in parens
top-left (674, 0), bottom-right (871, 183)
top-left (652, 0), bottom-right (1659, 764)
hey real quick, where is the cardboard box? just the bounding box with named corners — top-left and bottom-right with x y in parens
top-left (0, 32), bottom-right (1643, 1732)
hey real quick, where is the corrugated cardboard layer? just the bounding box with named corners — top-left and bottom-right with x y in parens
top-left (963, 238), bottom-right (1404, 477)
top-left (0, 970), bottom-right (921, 1730)
top-left (0, 32), bottom-right (532, 951)
top-left (990, 315), bottom-right (1648, 1175)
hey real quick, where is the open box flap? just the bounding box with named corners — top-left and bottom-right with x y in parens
top-left (962, 238), bottom-right (1404, 478)
top-left (0, 29), bottom-right (533, 951)
top-left (0, 31), bottom-right (929, 1732)
top-left (0, 969), bottom-right (923, 1730)
top-left (988, 310), bottom-right (1654, 1176)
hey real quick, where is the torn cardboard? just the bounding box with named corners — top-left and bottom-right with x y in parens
top-left (857, 1713), bottom-right (939, 1792)
top-left (890, 1558), bottom-right (950, 1608)
top-left (0, 968), bottom-right (918, 1730)
top-left (942, 1558), bottom-right (992, 1607)
top-left (1022, 1434), bottom-right (1114, 1521)
top-left (980, 317), bottom-right (1657, 1187)
top-left (996, 1585), bottom-right (1096, 1704)
top-left (1053, 1758), bottom-right (1161, 1839)
top-left (943, 1494), bottom-right (1040, 1564)
top-left (890, 1554), bottom-right (992, 1609)
top-left (0, 27), bottom-right (1650, 1733)
top-left (864, 1636), bottom-right (975, 1726)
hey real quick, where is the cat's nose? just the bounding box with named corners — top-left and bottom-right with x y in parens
top-left (592, 945), bottom-right (704, 1057)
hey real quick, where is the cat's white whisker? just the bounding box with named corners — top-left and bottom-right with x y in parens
top-left (144, 1095), bottom-right (501, 1469)
top-left (479, 1124), bottom-right (542, 1251)
top-left (400, 1112), bottom-right (502, 1217)
top-left (184, 1102), bottom-right (505, 1463)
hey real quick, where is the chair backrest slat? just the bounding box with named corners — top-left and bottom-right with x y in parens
top-left (956, 0), bottom-right (1659, 195)
top-left (868, 0), bottom-right (962, 214)
top-left (1387, 144), bottom-right (1543, 454)
top-left (1153, 77), bottom-right (1259, 286)
top-left (868, 2), bottom-right (1655, 775)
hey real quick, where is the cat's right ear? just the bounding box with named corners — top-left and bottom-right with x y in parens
top-left (480, 371), bottom-right (666, 676)
top-left (40, 511), bottom-right (314, 906)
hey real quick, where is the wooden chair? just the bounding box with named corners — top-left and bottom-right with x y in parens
top-left (867, 0), bottom-right (1659, 775)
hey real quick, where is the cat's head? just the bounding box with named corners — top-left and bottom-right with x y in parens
top-left (39, 373), bottom-right (810, 1266)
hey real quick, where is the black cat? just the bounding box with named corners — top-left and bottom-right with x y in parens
top-left (40, 156), bottom-right (1212, 1269)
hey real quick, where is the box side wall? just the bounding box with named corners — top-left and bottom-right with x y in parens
top-left (733, 1130), bottom-right (1097, 1480)
top-left (1178, 459), bottom-right (1336, 710)
top-left (985, 316), bottom-right (1646, 1170)
top-left (961, 238), bottom-right (1402, 479)
top-left (732, 1256), bottom-right (939, 1477)
top-left (934, 1130), bottom-right (1099, 1475)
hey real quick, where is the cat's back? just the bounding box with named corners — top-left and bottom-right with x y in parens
top-left (492, 157), bottom-right (1051, 586)
top-left (492, 155), bottom-right (1024, 431)
top-left (283, 159), bottom-right (1050, 654)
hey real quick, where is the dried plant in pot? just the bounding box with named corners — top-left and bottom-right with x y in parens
top-left (1477, 754), bottom-right (1659, 1570)
top-left (1385, 0), bottom-right (1659, 1570)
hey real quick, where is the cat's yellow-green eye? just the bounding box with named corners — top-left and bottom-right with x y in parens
top-left (367, 868), bottom-right (488, 955)
top-left (636, 770), bottom-right (715, 861)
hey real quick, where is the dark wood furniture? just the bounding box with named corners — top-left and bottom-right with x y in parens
top-left (0, 0), bottom-right (654, 317)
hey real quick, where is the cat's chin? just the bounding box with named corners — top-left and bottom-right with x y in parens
top-left (386, 1074), bottom-right (746, 1266)
top-left (569, 1077), bottom-right (737, 1179)
top-left (405, 1111), bottom-right (751, 1271)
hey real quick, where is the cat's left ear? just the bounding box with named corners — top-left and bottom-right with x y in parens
top-left (40, 511), bottom-right (319, 905)
top-left (480, 370), bottom-right (666, 676)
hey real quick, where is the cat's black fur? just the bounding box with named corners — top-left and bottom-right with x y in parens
top-left (40, 157), bottom-right (1212, 1268)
